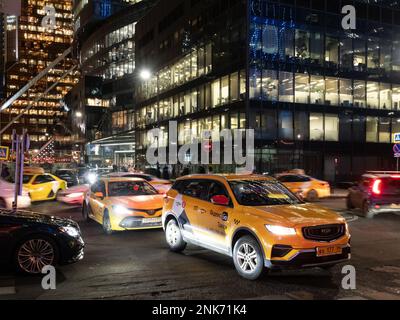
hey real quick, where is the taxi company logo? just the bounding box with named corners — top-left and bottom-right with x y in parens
top-left (146, 121), bottom-right (255, 172)
top-left (321, 228), bottom-right (332, 235)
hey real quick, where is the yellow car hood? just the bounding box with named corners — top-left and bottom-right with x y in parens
top-left (108, 195), bottom-right (164, 210)
top-left (245, 203), bottom-right (345, 227)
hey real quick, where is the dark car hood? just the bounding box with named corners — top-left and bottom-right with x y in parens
top-left (1, 210), bottom-right (78, 228)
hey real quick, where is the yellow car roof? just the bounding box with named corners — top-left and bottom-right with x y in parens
top-left (24, 167), bottom-right (45, 175)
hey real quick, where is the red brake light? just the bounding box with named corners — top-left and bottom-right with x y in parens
top-left (372, 179), bottom-right (382, 195)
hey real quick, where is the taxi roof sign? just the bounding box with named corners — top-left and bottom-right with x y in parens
top-left (394, 133), bottom-right (400, 143)
top-left (0, 146), bottom-right (9, 161)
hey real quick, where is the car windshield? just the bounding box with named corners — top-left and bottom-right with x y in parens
top-left (229, 180), bottom-right (301, 206)
top-left (108, 181), bottom-right (158, 197)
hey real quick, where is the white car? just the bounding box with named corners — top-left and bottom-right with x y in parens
top-left (57, 184), bottom-right (89, 206)
top-left (0, 179), bottom-right (31, 209)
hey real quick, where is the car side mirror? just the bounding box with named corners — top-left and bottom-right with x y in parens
top-left (94, 192), bottom-right (104, 199)
top-left (211, 195), bottom-right (230, 206)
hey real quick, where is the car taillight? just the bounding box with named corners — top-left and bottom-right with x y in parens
top-left (372, 179), bottom-right (382, 195)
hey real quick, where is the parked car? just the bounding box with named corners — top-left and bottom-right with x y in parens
top-left (57, 184), bottom-right (89, 206)
top-left (106, 172), bottom-right (172, 194)
top-left (0, 209), bottom-right (84, 274)
top-left (0, 179), bottom-right (31, 209)
top-left (162, 174), bottom-right (350, 280)
top-left (275, 173), bottom-right (331, 201)
top-left (83, 177), bottom-right (164, 234)
top-left (347, 171), bottom-right (400, 218)
top-left (54, 169), bottom-right (79, 187)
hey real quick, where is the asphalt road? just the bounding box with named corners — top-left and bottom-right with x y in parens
top-left (1, 198), bottom-right (400, 300)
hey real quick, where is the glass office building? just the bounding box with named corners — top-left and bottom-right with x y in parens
top-left (134, 0), bottom-right (400, 181)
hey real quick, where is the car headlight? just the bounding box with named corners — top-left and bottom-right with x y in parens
top-left (66, 192), bottom-right (84, 198)
top-left (60, 226), bottom-right (80, 238)
top-left (112, 205), bottom-right (132, 216)
top-left (266, 225), bottom-right (296, 236)
top-left (87, 173), bottom-right (97, 185)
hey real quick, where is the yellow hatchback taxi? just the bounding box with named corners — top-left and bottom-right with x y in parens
top-left (162, 174), bottom-right (350, 280)
top-left (275, 173), bottom-right (331, 202)
top-left (82, 177), bottom-right (164, 234)
top-left (23, 168), bottom-right (67, 202)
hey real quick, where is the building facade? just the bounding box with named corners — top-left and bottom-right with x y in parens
top-left (71, 0), bottom-right (156, 167)
top-left (0, 0), bottom-right (78, 161)
top-left (134, 0), bottom-right (400, 182)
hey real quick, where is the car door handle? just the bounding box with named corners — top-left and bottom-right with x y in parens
top-left (194, 206), bottom-right (206, 214)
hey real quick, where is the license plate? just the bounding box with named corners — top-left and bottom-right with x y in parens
top-left (390, 204), bottom-right (400, 209)
top-left (142, 217), bottom-right (162, 224)
top-left (316, 246), bottom-right (342, 257)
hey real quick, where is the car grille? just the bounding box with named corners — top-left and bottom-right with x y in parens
top-left (302, 224), bottom-right (345, 242)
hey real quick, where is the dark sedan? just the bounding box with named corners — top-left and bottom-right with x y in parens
top-left (0, 209), bottom-right (84, 274)
top-left (55, 169), bottom-right (80, 187)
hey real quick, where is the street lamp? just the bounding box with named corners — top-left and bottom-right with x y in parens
top-left (75, 111), bottom-right (83, 118)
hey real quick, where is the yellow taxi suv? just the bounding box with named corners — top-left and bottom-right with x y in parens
top-left (23, 168), bottom-right (67, 202)
top-left (82, 177), bottom-right (165, 235)
top-left (162, 174), bottom-right (350, 280)
top-left (275, 173), bottom-right (331, 202)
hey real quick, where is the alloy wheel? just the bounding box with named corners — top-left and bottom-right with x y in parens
top-left (166, 220), bottom-right (180, 246)
top-left (236, 243), bottom-right (258, 273)
top-left (17, 239), bottom-right (55, 274)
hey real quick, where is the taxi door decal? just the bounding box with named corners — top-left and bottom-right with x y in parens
top-left (172, 194), bottom-right (193, 233)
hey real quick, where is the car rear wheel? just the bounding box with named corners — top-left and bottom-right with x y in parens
top-left (362, 201), bottom-right (374, 219)
top-left (165, 218), bottom-right (186, 252)
top-left (15, 236), bottom-right (58, 274)
top-left (306, 189), bottom-right (319, 202)
top-left (233, 236), bottom-right (265, 280)
top-left (346, 196), bottom-right (354, 210)
top-left (102, 211), bottom-right (114, 235)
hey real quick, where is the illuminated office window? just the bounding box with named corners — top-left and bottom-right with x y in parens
top-left (310, 75), bottom-right (324, 105)
top-left (295, 73), bottom-right (309, 104)
top-left (325, 77), bottom-right (339, 106)
top-left (325, 114), bottom-right (339, 141)
top-left (310, 113), bottom-right (324, 141)
top-left (367, 81), bottom-right (379, 109)
top-left (366, 116), bottom-right (379, 142)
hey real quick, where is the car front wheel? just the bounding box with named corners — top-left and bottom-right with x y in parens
top-left (103, 211), bottom-right (114, 235)
top-left (233, 236), bottom-right (265, 280)
top-left (15, 236), bottom-right (58, 274)
top-left (165, 218), bottom-right (186, 252)
top-left (362, 201), bottom-right (374, 219)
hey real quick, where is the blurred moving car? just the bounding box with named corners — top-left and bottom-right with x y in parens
top-left (275, 173), bottom-right (331, 201)
top-left (54, 169), bottom-right (79, 187)
top-left (83, 177), bottom-right (164, 234)
top-left (0, 179), bottom-right (31, 209)
top-left (347, 171), bottom-right (400, 218)
top-left (106, 172), bottom-right (172, 194)
top-left (57, 184), bottom-right (89, 206)
top-left (23, 169), bottom-right (67, 202)
top-left (0, 209), bottom-right (84, 274)
top-left (162, 174), bottom-right (350, 280)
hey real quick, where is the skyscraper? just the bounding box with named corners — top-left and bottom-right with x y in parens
top-left (0, 0), bottom-right (78, 161)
